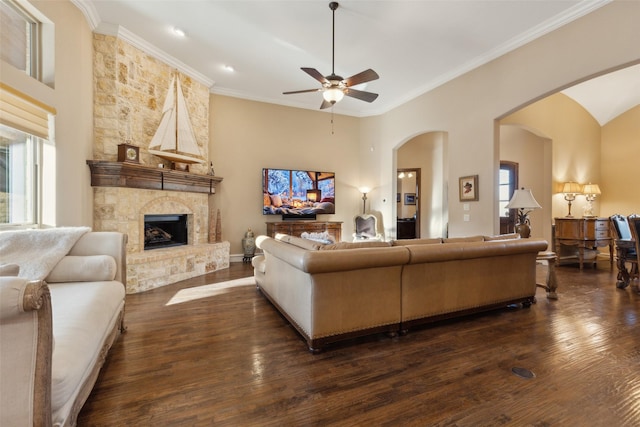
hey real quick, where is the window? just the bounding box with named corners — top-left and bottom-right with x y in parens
top-left (0, 123), bottom-right (38, 226)
top-left (0, 0), bottom-right (40, 79)
top-left (0, 84), bottom-right (56, 228)
top-left (499, 161), bottom-right (518, 234)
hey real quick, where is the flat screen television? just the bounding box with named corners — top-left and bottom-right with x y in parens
top-left (263, 168), bottom-right (335, 218)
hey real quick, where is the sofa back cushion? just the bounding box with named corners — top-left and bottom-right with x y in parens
top-left (443, 235), bottom-right (484, 243)
top-left (483, 233), bottom-right (521, 241)
top-left (391, 238), bottom-right (442, 246)
top-left (319, 241), bottom-right (391, 250)
top-left (46, 255), bottom-right (117, 283)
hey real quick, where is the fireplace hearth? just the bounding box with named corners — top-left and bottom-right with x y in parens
top-left (144, 214), bottom-right (188, 250)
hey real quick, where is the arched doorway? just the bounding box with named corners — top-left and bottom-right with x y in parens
top-left (395, 131), bottom-right (448, 239)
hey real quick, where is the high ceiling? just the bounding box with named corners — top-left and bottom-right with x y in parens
top-left (73, 0), bottom-right (637, 121)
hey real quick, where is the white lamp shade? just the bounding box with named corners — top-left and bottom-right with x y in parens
top-left (505, 188), bottom-right (541, 210)
top-left (562, 181), bottom-right (583, 194)
top-left (582, 183), bottom-right (601, 195)
top-left (323, 87), bottom-right (344, 104)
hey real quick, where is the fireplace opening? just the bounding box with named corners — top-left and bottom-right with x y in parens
top-left (144, 214), bottom-right (188, 250)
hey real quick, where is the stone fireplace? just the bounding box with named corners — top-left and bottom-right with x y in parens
top-left (92, 185), bottom-right (229, 294)
top-left (90, 33), bottom-right (229, 294)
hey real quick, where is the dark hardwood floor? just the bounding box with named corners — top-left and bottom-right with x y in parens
top-left (78, 260), bottom-right (640, 426)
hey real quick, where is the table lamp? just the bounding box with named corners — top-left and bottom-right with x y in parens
top-left (562, 181), bottom-right (582, 217)
top-left (505, 188), bottom-right (542, 238)
top-left (582, 183), bottom-right (601, 218)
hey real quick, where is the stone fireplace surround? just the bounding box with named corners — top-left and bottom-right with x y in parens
top-left (90, 34), bottom-right (230, 293)
top-left (93, 186), bottom-right (229, 294)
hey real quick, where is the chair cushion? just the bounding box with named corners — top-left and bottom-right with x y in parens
top-left (355, 216), bottom-right (377, 237)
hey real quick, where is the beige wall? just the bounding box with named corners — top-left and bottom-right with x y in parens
top-left (2, 0), bottom-right (638, 257)
top-left (501, 93), bottom-right (601, 228)
top-left (499, 125), bottom-right (551, 243)
top-left (397, 132), bottom-right (447, 238)
top-left (209, 95), bottom-right (362, 253)
top-left (0, 0), bottom-right (95, 227)
top-left (359, 1), bottom-right (639, 239)
top-left (601, 106), bottom-right (640, 216)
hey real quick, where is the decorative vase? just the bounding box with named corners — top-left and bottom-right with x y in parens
top-left (242, 228), bottom-right (256, 263)
top-left (515, 222), bottom-right (531, 238)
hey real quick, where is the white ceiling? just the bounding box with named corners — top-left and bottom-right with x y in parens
top-left (74, 0), bottom-right (637, 121)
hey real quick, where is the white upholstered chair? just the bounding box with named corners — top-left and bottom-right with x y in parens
top-left (352, 214), bottom-right (383, 242)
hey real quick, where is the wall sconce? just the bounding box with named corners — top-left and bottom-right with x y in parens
top-left (359, 187), bottom-right (370, 214)
top-left (505, 188), bottom-right (541, 238)
top-left (306, 189), bottom-right (321, 203)
top-left (582, 183), bottom-right (601, 218)
top-left (561, 181), bottom-right (582, 218)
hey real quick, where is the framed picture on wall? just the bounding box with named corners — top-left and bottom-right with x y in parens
top-left (397, 192), bottom-right (401, 203)
top-left (404, 193), bottom-right (416, 205)
top-left (459, 175), bottom-right (479, 201)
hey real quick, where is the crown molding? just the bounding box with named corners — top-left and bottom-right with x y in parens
top-left (70, 0), bottom-right (214, 89)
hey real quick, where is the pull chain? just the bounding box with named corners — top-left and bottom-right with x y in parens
top-left (331, 108), bottom-right (335, 135)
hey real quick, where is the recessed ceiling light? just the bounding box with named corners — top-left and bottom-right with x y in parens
top-left (172, 27), bottom-right (186, 37)
top-left (223, 65), bottom-right (235, 72)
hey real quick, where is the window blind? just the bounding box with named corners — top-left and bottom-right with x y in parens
top-left (0, 82), bottom-right (55, 140)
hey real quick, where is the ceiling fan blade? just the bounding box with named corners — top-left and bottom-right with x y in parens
top-left (283, 88), bottom-right (322, 95)
top-left (320, 99), bottom-right (334, 110)
top-left (345, 88), bottom-right (379, 103)
top-left (344, 69), bottom-right (379, 87)
top-left (302, 67), bottom-right (329, 84)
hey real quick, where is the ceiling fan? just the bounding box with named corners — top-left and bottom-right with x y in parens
top-left (283, 2), bottom-right (379, 110)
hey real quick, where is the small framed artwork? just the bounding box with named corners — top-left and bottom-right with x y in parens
top-left (404, 193), bottom-right (416, 205)
top-left (459, 175), bottom-right (478, 201)
top-left (397, 192), bottom-right (401, 203)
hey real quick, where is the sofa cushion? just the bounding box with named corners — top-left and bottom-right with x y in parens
top-left (443, 235), bottom-right (484, 243)
top-left (49, 281), bottom-right (124, 421)
top-left (483, 233), bottom-right (521, 241)
top-left (391, 238), bottom-right (443, 246)
top-left (319, 241), bottom-right (391, 250)
top-left (46, 255), bottom-right (117, 283)
top-left (0, 264), bottom-right (20, 276)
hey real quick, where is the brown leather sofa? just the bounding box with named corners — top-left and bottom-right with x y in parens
top-left (253, 233), bottom-right (547, 352)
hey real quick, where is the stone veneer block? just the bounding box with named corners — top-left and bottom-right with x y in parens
top-left (126, 242), bottom-right (230, 294)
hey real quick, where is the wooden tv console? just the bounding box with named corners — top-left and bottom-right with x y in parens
top-left (266, 221), bottom-right (342, 242)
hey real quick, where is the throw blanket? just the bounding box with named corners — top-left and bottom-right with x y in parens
top-left (0, 227), bottom-right (90, 280)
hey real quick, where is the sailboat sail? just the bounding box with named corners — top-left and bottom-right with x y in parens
top-left (149, 76), bottom-right (205, 164)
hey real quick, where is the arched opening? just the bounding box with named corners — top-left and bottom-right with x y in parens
top-left (395, 131), bottom-right (448, 239)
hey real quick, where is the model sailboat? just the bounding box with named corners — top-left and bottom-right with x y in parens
top-left (148, 75), bottom-right (206, 165)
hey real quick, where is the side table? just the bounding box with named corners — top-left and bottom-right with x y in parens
top-left (536, 251), bottom-right (558, 299)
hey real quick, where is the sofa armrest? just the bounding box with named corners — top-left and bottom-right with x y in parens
top-left (0, 278), bottom-right (52, 426)
top-left (68, 232), bottom-right (128, 285)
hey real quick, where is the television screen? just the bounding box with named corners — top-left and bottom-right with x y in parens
top-left (263, 168), bottom-right (335, 216)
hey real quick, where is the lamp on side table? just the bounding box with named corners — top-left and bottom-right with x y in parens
top-left (505, 188), bottom-right (541, 239)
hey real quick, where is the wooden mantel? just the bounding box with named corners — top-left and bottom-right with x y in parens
top-left (87, 161), bottom-right (223, 194)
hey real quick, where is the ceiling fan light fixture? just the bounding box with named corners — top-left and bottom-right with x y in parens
top-left (323, 87), bottom-right (344, 104)
top-left (282, 2), bottom-right (379, 109)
